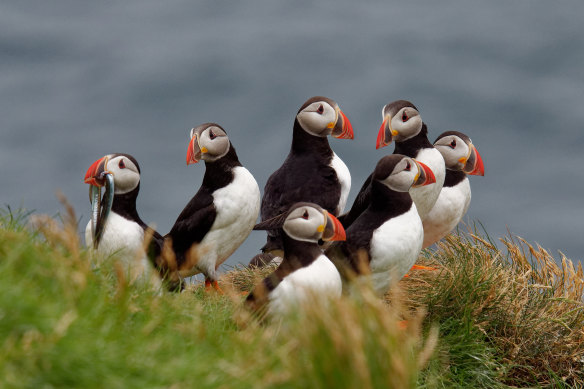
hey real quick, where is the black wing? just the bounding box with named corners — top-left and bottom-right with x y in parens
top-left (261, 153), bottom-right (341, 220)
top-left (327, 205), bottom-right (385, 279)
top-left (326, 230), bottom-right (373, 279)
top-left (260, 154), bottom-right (342, 253)
top-left (144, 227), bottom-right (164, 262)
top-left (261, 165), bottom-right (294, 222)
top-left (338, 173), bottom-right (373, 228)
top-left (166, 189), bottom-right (217, 266)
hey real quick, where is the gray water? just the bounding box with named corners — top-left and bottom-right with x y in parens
top-left (1, 1), bottom-right (583, 271)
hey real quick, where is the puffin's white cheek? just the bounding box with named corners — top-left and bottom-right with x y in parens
top-left (393, 116), bottom-right (422, 139)
top-left (113, 171), bottom-right (139, 194)
top-left (385, 171), bottom-right (414, 192)
top-left (438, 142), bottom-right (470, 169)
top-left (199, 137), bottom-right (230, 162)
top-left (391, 118), bottom-right (409, 137)
top-left (283, 219), bottom-right (319, 242)
top-left (411, 116), bottom-right (422, 128)
top-left (458, 143), bottom-right (471, 162)
top-left (438, 147), bottom-right (458, 168)
top-left (208, 137), bottom-right (229, 156)
top-left (297, 112), bottom-right (331, 137)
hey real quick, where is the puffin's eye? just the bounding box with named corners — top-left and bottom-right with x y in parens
top-left (402, 111), bottom-right (409, 122)
top-left (317, 104), bottom-right (324, 114)
top-left (450, 139), bottom-right (457, 148)
top-left (405, 161), bottom-right (411, 171)
top-left (119, 159), bottom-right (126, 169)
top-left (302, 210), bottom-right (309, 219)
top-left (209, 130), bottom-right (216, 140)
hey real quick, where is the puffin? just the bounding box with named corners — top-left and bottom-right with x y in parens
top-left (339, 100), bottom-right (444, 228)
top-left (251, 96), bottom-right (353, 266)
top-left (246, 202), bottom-right (346, 317)
top-left (166, 123), bottom-right (260, 291)
top-left (83, 153), bottom-right (163, 283)
top-left (326, 154), bottom-right (435, 296)
top-left (422, 131), bottom-right (484, 248)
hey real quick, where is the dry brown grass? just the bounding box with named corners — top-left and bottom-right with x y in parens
top-left (401, 231), bottom-right (584, 386)
top-left (221, 262), bottom-right (280, 293)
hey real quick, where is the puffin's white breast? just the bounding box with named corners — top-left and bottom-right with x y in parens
top-left (268, 254), bottom-right (342, 316)
top-left (85, 211), bottom-right (144, 258)
top-left (368, 205), bottom-right (423, 295)
top-left (191, 166), bottom-right (260, 277)
top-left (409, 147), bottom-right (446, 220)
top-left (85, 212), bottom-right (160, 287)
top-left (422, 177), bottom-right (471, 248)
top-left (331, 152), bottom-right (351, 215)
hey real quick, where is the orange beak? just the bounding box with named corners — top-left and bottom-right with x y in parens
top-left (465, 145), bottom-right (485, 176)
top-left (413, 160), bottom-right (436, 187)
top-left (84, 156), bottom-right (107, 186)
top-left (186, 134), bottom-right (201, 165)
top-left (332, 110), bottom-right (354, 139)
top-left (321, 211), bottom-right (346, 242)
top-left (376, 115), bottom-right (392, 149)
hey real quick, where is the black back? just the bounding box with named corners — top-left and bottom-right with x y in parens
top-left (260, 119), bottom-right (341, 252)
top-left (165, 145), bottom-right (241, 268)
top-left (337, 173), bottom-right (372, 228)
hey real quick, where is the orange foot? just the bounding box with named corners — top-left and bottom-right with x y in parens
top-left (204, 279), bottom-right (224, 294)
top-left (410, 264), bottom-right (437, 271)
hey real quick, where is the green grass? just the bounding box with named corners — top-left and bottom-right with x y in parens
top-left (1, 205), bottom-right (583, 388)
top-left (0, 206), bottom-right (431, 388)
top-left (0, 214), bottom-right (236, 387)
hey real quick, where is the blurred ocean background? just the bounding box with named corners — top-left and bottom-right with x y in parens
top-left (1, 1), bottom-right (583, 272)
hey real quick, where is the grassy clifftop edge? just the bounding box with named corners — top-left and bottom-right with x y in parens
top-left (1, 206), bottom-right (583, 388)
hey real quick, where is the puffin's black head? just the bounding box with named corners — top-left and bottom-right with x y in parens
top-left (376, 100), bottom-right (423, 149)
top-left (254, 202), bottom-right (346, 243)
top-left (373, 154), bottom-right (436, 192)
top-left (186, 123), bottom-right (231, 164)
top-left (295, 96), bottom-right (354, 139)
top-left (433, 131), bottom-right (485, 176)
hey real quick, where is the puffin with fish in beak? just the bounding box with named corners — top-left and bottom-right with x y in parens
top-left (83, 153), bottom-right (163, 283)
